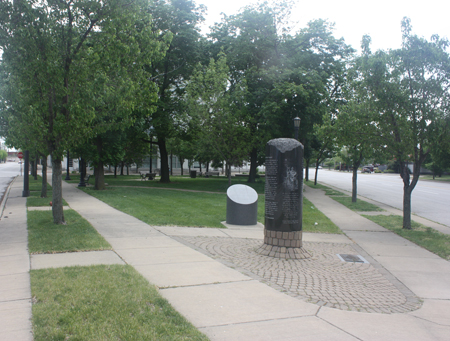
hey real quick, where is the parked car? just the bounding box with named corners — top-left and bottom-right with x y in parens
top-left (362, 165), bottom-right (374, 173)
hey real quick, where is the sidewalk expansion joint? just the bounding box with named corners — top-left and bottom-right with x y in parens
top-left (197, 314), bottom-right (319, 330)
top-left (158, 279), bottom-right (253, 290)
top-left (0, 298), bottom-right (31, 304)
top-left (409, 313), bottom-right (450, 327)
top-left (316, 314), bottom-right (364, 341)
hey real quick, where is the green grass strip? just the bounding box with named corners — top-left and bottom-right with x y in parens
top-left (27, 191), bottom-right (68, 207)
top-left (363, 215), bottom-right (450, 260)
top-left (305, 181), bottom-right (384, 212)
top-left (304, 181), bottom-right (345, 196)
top-left (28, 175), bottom-right (48, 191)
top-left (419, 175), bottom-right (450, 182)
top-left (31, 265), bottom-right (209, 341)
top-left (331, 196), bottom-right (384, 212)
top-left (28, 209), bottom-right (111, 254)
top-left (26, 176), bottom-right (69, 207)
top-left (303, 198), bottom-right (342, 234)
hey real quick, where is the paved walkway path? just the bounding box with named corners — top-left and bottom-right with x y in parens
top-left (1, 177), bottom-right (450, 340)
top-left (0, 178), bottom-right (32, 340)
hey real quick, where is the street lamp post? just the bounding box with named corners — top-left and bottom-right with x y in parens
top-left (78, 158), bottom-right (86, 187)
top-left (294, 117), bottom-right (301, 140)
top-left (65, 150), bottom-right (71, 180)
top-left (22, 150), bottom-right (30, 197)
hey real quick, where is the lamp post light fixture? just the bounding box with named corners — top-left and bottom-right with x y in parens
top-left (294, 117), bottom-right (301, 140)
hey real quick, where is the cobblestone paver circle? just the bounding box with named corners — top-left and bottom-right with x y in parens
top-left (180, 236), bottom-right (422, 314)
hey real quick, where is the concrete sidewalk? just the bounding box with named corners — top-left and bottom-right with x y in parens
top-left (0, 178), bottom-right (32, 340)
top-left (1, 177), bottom-right (450, 340)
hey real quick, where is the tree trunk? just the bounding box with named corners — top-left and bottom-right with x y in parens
top-left (227, 163), bottom-right (232, 186)
top-left (403, 183), bottom-right (413, 229)
top-left (94, 164), bottom-right (106, 190)
top-left (351, 153), bottom-right (363, 203)
top-left (94, 137), bottom-right (106, 190)
top-left (30, 160), bottom-right (35, 178)
top-left (400, 163), bottom-right (412, 229)
top-left (352, 167), bottom-right (358, 202)
top-left (114, 165), bottom-right (117, 178)
top-left (305, 158), bottom-right (310, 182)
top-left (248, 148), bottom-right (258, 183)
top-left (41, 157), bottom-right (47, 198)
top-left (34, 154), bottom-right (38, 180)
top-left (120, 162), bottom-right (124, 176)
top-left (158, 138), bottom-right (170, 183)
top-left (314, 165), bottom-right (319, 185)
top-left (180, 158), bottom-right (184, 176)
top-left (51, 156), bottom-right (65, 224)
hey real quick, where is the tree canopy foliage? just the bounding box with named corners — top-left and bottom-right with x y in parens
top-left (1, 0), bottom-right (449, 231)
top-left (0, 0), bottom-right (167, 223)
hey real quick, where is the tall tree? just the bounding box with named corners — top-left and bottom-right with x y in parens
top-left (362, 18), bottom-right (450, 229)
top-left (187, 54), bottom-right (251, 185)
top-left (0, 0), bottom-right (165, 223)
top-left (333, 43), bottom-right (384, 202)
top-left (209, 3), bottom-right (281, 183)
top-left (147, 0), bottom-right (206, 183)
top-left (312, 115), bottom-right (337, 186)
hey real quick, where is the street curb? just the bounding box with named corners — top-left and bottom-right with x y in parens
top-left (0, 175), bottom-right (17, 219)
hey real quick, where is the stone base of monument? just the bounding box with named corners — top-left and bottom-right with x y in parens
top-left (255, 230), bottom-right (311, 259)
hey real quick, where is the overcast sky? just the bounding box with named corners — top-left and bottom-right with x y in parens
top-left (197, 0), bottom-right (450, 53)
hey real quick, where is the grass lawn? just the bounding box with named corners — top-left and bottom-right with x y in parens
top-left (331, 196), bottom-right (384, 212)
top-left (27, 180), bottom-right (208, 340)
top-left (27, 209), bottom-right (111, 254)
top-left (31, 265), bottom-right (209, 341)
top-left (419, 174), bottom-right (450, 182)
top-left (67, 174), bottom-right (266, 194)
top-left (304, 181), bottom-right (345, 196)
top-left (304, 181), bottom-right (384, 212)
top-left (363, 215), bottom-right (450, 260)
top-left (28, 175), bottom-right (48, 191)
top-left (27, 176), bottom-right (69, 207)
top-left (27, 190), bottom-right (69, 207)
top-left (81, 186), bottom-right (342, 234)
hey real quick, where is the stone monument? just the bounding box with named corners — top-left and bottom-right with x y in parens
top-left (257, 138), bottom-right (310, 259)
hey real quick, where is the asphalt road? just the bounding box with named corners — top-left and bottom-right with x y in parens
top-left (0, 161), bottom-right (20, 206)
top-left (312, 169), bottom-right (450, 228)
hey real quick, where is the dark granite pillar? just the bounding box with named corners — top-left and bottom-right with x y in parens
top-left (257, 138), bottom-right (309, 259)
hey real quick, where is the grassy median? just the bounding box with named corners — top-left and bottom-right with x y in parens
top-left (27, 176), bottom-right (68, 207)
top-left (27, 209), bottom-right (111, 254)
top-left (364, 214), bottom-right (450, 260)
top-left (304, 181), bottom-right (384, 212)
top-left (31, 265), bottom-right (208, 341)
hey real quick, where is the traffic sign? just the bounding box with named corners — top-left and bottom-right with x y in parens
top-left (17, 152), bottom-right (23, 159)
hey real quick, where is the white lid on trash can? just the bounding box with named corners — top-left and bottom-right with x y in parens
top-left (227, 184), bottom-right (258, 205)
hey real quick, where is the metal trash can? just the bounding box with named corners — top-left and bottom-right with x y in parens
top-left (226, 184), bottom-right (258, 225)
top-left (190, 170), bottom-right (197, 178)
